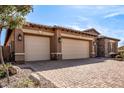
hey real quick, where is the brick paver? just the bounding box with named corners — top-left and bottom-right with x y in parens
top-left (25, 58), bottom-right (124, 88)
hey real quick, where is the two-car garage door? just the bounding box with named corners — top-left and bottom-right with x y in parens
top-left (24, 35), bottom-right (50, 61)
top-left (62, 38), bottom-right (89, 59)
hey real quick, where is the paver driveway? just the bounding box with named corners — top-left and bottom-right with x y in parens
top-left (25, 58), bottom-right (124, 88)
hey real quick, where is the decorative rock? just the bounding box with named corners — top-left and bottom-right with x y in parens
top-left (29, 73), bottom-right (41, 86)
top-left (0, 83), bottom-right (2, 88)
top-left (8, 66), bottom-right (17, 75)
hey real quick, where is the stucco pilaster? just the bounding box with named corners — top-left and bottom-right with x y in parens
top-left (14, 29), bottom-right (25, 63)
top-left (90, 40), bottom-right (96, 57)
top-left (50, 29), bottom-right (62, 60)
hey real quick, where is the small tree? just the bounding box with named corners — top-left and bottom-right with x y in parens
top-left (0, 5), bottom-right (32, 84)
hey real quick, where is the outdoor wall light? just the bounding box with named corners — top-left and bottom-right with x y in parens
top-left (18, 34), bottom-right (22, 41)
top-left (93, 42), bottom-right (96, 46)
top-left (58, 37), bottom-right (62, 43)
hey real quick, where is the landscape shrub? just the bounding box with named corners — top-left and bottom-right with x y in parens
top-left (14, 79), bottom-right (38, 88)
top-left (115, 54), bottom-right (124, 61)
top-left (115, 55), bottom-right (122, 58)
top-left (0, 63), bottom-right (17, 79)
top-left (0, 70), bottom-right (6, 79)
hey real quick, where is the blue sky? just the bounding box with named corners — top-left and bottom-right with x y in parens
top-left (1, 5), bottom-right (124, 46)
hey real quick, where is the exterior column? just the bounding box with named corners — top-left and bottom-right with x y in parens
top-left (89, 40), bottom-right (96, 57)
top-left (50, 29), bottom-right (62, 60)
top-left (115, 42), bottom-right (118, 53)
top-left (14, 29), bottom-right (25, 64)
top-left (105, 39), bottom-right (109, 57)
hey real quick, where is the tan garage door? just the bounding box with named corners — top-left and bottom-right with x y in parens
top-left (62, 38), bottom-right (89, 59)
top-left (24, 35), bottom-right (50, 61)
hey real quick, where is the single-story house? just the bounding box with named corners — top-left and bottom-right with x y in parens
top-left (118, 46), bottom-right (124, 55)
top-left (4, 22), bottom-right (120, 64)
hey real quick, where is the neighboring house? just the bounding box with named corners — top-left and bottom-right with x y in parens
top-left (4, 22), bottom-right (120, 64)
top-left (118, 46), bottom-right (124, 51)
top-left (118, 46), bottom-right (124, 55)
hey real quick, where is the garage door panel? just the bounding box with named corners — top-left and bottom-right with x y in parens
top-left (25, 35), bottom-right (50, 61)
top-left (62, 38), bottom-right (89, 59)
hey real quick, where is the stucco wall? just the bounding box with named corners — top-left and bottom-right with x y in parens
top-left (97, 38), bottom-right (118, 57)
top-left (97, 38), bottom-right (105, 57)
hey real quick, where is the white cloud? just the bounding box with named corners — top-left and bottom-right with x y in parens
top-left (68, 5), bottom-right (124, 18)
top-left (104, 12), bottom-right (124, 18)
top-left (118, 38), bottom-right (124, 47)
top-left (65, 25), bottom-right (82, 30)
top-left (67, 6), bottom-right (124, 47)
top-left (76, 16), bottom-right (89, 22)
top-left (86, 23), bottom-right (109, 35)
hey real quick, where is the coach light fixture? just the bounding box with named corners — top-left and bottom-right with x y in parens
top-left (93, 42), bottom-right (96, 46)
top-left (18, 34), bottom-right (22, 41)
top-left (58, 37), bottom-right (62, 43)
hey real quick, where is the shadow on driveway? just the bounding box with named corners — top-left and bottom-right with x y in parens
top-left (18, 58), bottom-right (111, 72)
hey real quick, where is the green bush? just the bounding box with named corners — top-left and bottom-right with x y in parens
top-left (120, 52), bottom-right (124, 59)
top-left (3, 63), bottom-right (12, 69)
top-left (0, 70), bottom-right (6, 79)
top-left (116, 55), bottom-right (122, 58)
top-left (0, 63), bottom-right (12, 71)
top-left (115, 54), bottom-right (124, 61)
top-left (0, 63), bottom-right (15, 79)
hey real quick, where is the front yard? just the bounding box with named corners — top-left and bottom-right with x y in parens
top-left (0, 58), bottom-right (124, 88)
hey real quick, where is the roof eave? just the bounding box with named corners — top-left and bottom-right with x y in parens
top-left (98, 36), bottom-right (120, 41)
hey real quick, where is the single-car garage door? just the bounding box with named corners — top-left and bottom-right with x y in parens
top-left (24, 35), bottom-right (50, 61)
top-left (62, 38), bottom-right (89, 59)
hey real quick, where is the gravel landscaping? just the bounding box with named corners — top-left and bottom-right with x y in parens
top-left (0, 66), bottom-right (33, 88)
top-left (0, 65), bottom-right (57, 88)
top-left (25, 58), bottom-right (124, 88)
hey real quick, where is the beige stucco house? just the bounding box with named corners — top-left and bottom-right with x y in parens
top-left (4, 22), bottom-right (120, 64)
